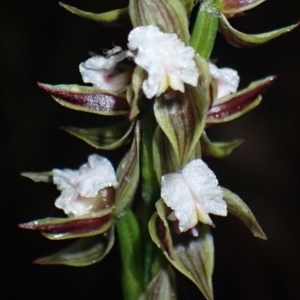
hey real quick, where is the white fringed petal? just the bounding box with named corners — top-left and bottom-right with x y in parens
top-left (127, 26), bottom-right (199, 99)
top-left (79, 51), bottom-right (130, 92)
top-left (161, 159), bottom-right (227, 232)
top-left (53, 154), bottom-right (117, 216)
top-left (208, 62), bottom-right (240, 99)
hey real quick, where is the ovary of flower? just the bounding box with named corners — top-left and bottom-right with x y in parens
top-left (208, 62), bottom-right (240, 99)
top-left (79, 51), bottom-right (131, 92)
top-left (127, 26), bottom-right (199, 99)
top-left (53, 154), bottom-right (117, 217)
top-left (161, 159), bottom-right (227, 232)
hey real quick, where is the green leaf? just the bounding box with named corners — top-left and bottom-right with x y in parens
top-left (59, 3), bottom-right (129, 25)
top-left (117, 208), bottom-right (143, 300)
top-left (139, 265), bottom-right (177, 300)
top-left (222, 187), bottom-right (267, 239)
top-left (114, 121), bottom-right (140, 216)
top-left (201, 131), bottom-right (243, 158)
top-left (38, 83), bottom-right (130, 116)
top-left (21, 171), bottom-right (53, 183)
top-left (217, 0), bottom-right (266, 14)
top-left (190, 0), bottom-right (219, 60)
top-left (34, 226), bottom-right (115, 266)
top-left (129, 0), bottom-right (190, 44)
top-left (154, 84), bottom-right (209, 167)
top-left (61, 120), bottom-right (134, 150)
top-left (219, 13), bottom-right (299, 47)
top-left (207, 76), bottom-right (276, 124)
top-left (19, 210), bottom-right (112, 240)
top-left (149, 200), bottom-right (214, 300)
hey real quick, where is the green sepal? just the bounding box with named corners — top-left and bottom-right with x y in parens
top-left (219, 13), bottom-right (299, 47)
top-left (149, 200), bottom-right (214, 300)
top-left (154, 84), bottom-right (208, 167)
top-left (61, 120), bottom-right (134, 150)
top-left (139, 265), bottom-right (177, 300)
top-left (34, 226), bottom-right (115, 266)
top-left (216, 0), bottom-right (266, 14)
top-left (201, 131), bottom-right (243, 158)
top-left (222, 187), bottom-right (267, 239)
top-left (114, 122), bottom-right (141, 216)
top-left (207, 76), bottom-right (276, 124)
top-left (190, 0), bottom-right (219, 60)
top-left (116, 208), bottom-right (143, 300)
top-left (153, 127), bottom-right (179, 182)
top-left (19, 209), bottom-right (112, 240)
top-left (127, 66), bottom-right (146, 120)
top-left (59, 2), bottom-right (129, 25)
top-left (38, 83), bottom-right (130, 116)
top-left (21, 171), bottom-right (53, 183)
top-left (129, 0), bottom-right (190, 44)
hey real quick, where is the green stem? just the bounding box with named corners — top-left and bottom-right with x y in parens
top-left (116, 208), bottom-right (143, 300)
top-left (140, 100), bottom-right (161, 287)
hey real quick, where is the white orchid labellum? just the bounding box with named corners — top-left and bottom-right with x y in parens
top-left (161, 159), bottom-right (227, 232)
top-left (53, 154), bottom-right (117, 217)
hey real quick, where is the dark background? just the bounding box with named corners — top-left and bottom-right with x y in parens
top-left (1, 0), bottom-right (300, 299)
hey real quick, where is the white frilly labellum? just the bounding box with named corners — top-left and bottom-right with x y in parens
top-left (79, 51), bottom-right (131, 92)
top-left (208, 62), bottom-right (240, 99)
top-left (161, 159), bottom-right (227, 232)
top-left (53, 154), bottom-right (117, 217)
top-left (127, 26), bottom-right (199, 99)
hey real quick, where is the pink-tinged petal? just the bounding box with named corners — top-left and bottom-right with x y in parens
top-left (220, 0), bottom-right (266, 14)
top-left (207, 76), bottom-right (276, 123)
top-left (37, 83), bottom-right (130, 116)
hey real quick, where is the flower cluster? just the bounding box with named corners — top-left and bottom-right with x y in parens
top-left (20, 0), bottom-right (296, 299)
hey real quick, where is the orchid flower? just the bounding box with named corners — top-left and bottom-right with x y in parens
top-left (209, 62), bottom-right (240, 99)
top-left (127, 25), bottom-right (199, 99)
top-left (53, 154), bottom-right (118, 217)
top-left (79, 51), bottom-right (131, 93)
top-left (80, 25), bottom-right (199, 99)
top-left (161, 159), bottom-right (227, 232)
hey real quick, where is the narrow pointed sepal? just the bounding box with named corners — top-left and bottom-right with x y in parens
top-left (218, 0), bottom-right (266, 14)
top-left (129, 0), bottom-right (190, 44)
top-left (149, 200), bottom-right (214, 300)
top-left (221, 187), bottom-right (267, 240)
top-left (21, 171), bottom-right (53, 183)
top-left (154, 84), bottom-right (209, 167)
top-left (59, 3), bottom-right (129, 26)
top-left (37, 83), bottom-right (130, 116)
top-left (19, 209), bottom-right (112, 240)
top-left (34, 226), bottom-right (115, 266)
top-left (61, 120), bottom-right (134, 150)
top-left (219, 14), bottom-right (299, 47)
top-left (114, 122), bottom-right (141, 216)
top-left (207, 76), bottom-right (276, 124)
top-left (127, 66), bottom-right (146, 120)
top-left (201, 131), bottom-right (243, 158)
top-left (139, 265), bottom-right (178, 300)
top-left (190, 0), bottom-right (219, 60)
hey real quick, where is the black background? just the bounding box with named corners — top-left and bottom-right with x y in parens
top-left (1, 0), bottom-right (300, 299)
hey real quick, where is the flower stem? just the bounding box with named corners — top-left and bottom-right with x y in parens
top-left (140, 99), bottom-right (161, 287)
